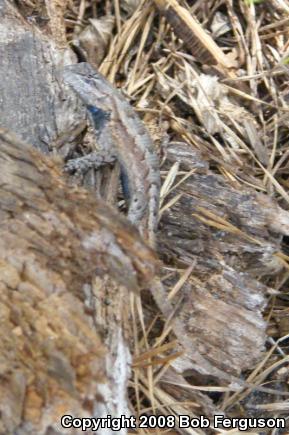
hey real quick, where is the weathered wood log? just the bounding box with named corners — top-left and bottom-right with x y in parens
top-left (157, 141), bottom-right (288, 380)
top-left (0, 129), bottom-right (157, 434)
top-left (0, 0), bottom-right (82, 154)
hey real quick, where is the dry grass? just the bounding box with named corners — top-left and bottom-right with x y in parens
top-left (62, 0), bottom-right (289, 432)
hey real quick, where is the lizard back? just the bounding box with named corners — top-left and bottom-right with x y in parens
top-left (63, 63), bottom-right (160, 246)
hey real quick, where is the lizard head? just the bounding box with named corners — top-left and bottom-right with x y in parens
top-left (63, 62), bottom-right (116, 112)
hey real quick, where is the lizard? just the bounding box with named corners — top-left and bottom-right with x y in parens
top-left (62, 62), bottom-right (195, 363)
top-left (62, 63), bottom-right (257, 389)
top-left (62, 62), bottom-right (160, 247)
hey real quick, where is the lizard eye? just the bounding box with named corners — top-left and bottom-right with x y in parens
top-left (83, 77), bottom-right (93, 85)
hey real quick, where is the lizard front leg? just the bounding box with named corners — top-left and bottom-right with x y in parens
top-left (64, 102), bottom-right (116, 175)
top-left (64, 150), bottom-right (116, 175)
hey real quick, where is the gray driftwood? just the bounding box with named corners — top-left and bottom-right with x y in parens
top-left (158, 141), bottom-right (287, 381)
top-left (0, 0), bottom-right (83, 154)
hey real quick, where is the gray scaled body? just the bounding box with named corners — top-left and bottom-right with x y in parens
top-left (63, 62), bottom-right (160, 246)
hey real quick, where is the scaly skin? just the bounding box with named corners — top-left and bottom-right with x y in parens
top-left (63, 63), bottom-right (160, 247)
